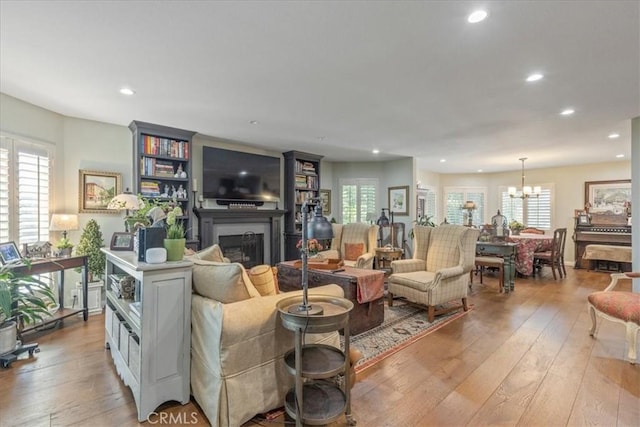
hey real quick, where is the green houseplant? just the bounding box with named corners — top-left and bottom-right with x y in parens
top-left (0, 264), bottom-right (56, 355)
top-left (409, 215), bottom-right (436, 240)
top-left (164, 206), bottom-right (186, 261)
top-left (74, 219), bottom-right (105, 283)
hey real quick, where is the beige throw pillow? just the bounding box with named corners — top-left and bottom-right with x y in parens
top-left (191, 260), bottom-right (260, 303)
top-left (248, 265), bottom-right (277, 296)
top-left (185, 244), bottom-right (228, 262)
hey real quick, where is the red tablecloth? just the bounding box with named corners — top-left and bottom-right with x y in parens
top-left (506, 234), bottom-right (554, 276)
top-left (336, 266), bottom-right (385, 304)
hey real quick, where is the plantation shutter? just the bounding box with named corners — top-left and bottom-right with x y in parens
top-left (0, 137), bottom-right (51, 245)
top-left (444, 187), bottom-right (487, 225)
top-left (500, 184), bottom-right (552, 230)
top-left (339, 178), bottom-right (378, 224)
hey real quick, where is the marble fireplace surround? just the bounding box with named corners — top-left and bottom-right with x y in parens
top-left (194, 209), bottom-right (285, 265)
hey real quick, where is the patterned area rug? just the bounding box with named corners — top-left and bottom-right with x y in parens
top-left (346, 300), bottom-right (471, 373)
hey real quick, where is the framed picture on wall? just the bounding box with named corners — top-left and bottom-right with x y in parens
top-left (388, 185), bottom-right (409, 216)
top-left (79, 170), bottom-right (121, 213)
top-left (584, 179), bottom-right (631, 215)
top-left (578, 213), bottom-right (590, 225)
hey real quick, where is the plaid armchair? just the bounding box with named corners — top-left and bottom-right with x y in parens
top-left (388, 224), bottom-right (480, 322)
top-left (318, 223), bottom-right (379, 269)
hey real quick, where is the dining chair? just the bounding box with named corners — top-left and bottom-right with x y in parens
top-left (533, 228), bottom-right (567, 279)
top-left (471, 255), bottom-right (504, 292)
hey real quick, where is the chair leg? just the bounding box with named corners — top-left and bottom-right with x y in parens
top-left (462, 297), bottom-right (468, 312)
top-left (625, 322), bottom-right (638, 364)
top-left (588, 305), bottom-right (598, 337)
top-left (388, 292), bottom-right (394, 307)
top-left (427, 305), bottom-right (435, 322)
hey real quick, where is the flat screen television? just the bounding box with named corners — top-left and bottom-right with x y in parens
top-left (202, 147), bottom-right (281, 203)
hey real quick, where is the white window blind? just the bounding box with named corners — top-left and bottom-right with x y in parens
top-left (444, 187), bottom-right (487, 225)
top-left (500, 184), bottom-right (553, 230)
top-left (417, 187), bottom-right (438, 221)
top-left (0, 137), bottom-right (51, 245)
top-left (339, 178), bottom-right (377, 224)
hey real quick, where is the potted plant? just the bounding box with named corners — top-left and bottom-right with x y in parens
top-left (0, 264), bottom-right (56, 355)
top-left (163, 206), bottom-right (186, 261)
top-left (54, 237), bottom-right (74, 257)
top-left (409, 215), bottom-right (436, 239)
top-left (75, 219), bottom-right (105, 283)
top-left (509, 220), bottom-right (525, 235)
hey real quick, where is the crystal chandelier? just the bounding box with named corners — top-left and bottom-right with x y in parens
top-left (508, 158), bottom-right (540, 199)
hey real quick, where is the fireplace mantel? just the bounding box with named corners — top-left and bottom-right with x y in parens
top-left (193, 208), bottom-right (286, 265)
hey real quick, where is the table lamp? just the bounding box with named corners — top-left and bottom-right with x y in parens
top-left (107, 188), bottom-right (142, 232)
top-left (462, 201), bottom-right (476, 227)
top-left (49, 213), bottom-right (79, 241)
top-left (289, 198), bottom-right (334, 315)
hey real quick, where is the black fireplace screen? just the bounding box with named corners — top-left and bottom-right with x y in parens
top-left (218, 232), bottom-right (264, 269)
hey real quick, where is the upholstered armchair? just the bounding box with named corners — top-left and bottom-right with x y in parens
top-left (388, 224), bottom-right (480, 322)
top-left (317, 223), bottom-right (379, 269)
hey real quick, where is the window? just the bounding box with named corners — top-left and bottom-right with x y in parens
top-left (0, 136), bottom-right (51, 245)
top-left (417, 186), bottom-right (437, 221)
top-left (500, 184), bottom-right (553, 230)
top-left (443, 187), bottom-right (487, 226)
top-left (339, 178), bottom-right (377, 224)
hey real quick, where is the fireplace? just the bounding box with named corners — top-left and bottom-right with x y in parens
top-left (194, 209), bottom-right (285, 265)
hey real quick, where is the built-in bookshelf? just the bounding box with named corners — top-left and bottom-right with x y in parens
top-left (130, 121), bottom-right (197, 247)
top-left (283, 150), bottom-right (323, 260)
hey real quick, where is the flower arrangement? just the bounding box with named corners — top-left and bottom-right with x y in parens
top-left (509, 220), bottom-right (525, 235)
top-left (165, 206), bottom-right (185, 239)
top-left (296, 238), bottom-right (323, 255)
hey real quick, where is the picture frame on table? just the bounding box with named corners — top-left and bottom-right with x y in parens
top-left (110, 232), bottom-right (134, 251)
top-left (319, 189), bottom-right (331, 214)
top-left (0, 241), bottom-right (23, 265)
top-left (584, 179), bottom-right (631, 215)
top-left (79, 170), bottom-right (121, 214)
top-left (578, 213), bottom-right (590, 225)
top-left (389, 185), bottom-right (410, 216)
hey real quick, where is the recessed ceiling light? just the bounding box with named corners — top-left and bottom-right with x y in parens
top-left (616, 154), bottom-right (625, 158)
top-left (440, 159), bottom-right (446, 163)
top-left (317, 136), bottom-right (326, 141)
top-left (372, 149), bottom-right (380, 154)
top-left (249, 120), bottom-right (259, 125)
top-left (119, 87), bottom-right (135, 96)
top-left (560, 108), bottom-right (575, 116)
top-left (467, 10), bottom-right (488, 23)
top-left (526, 73), bottom-right (544, 82)
top-left (477, 169), bottom-right (483, 173)
top-left (608, 133), bottom-right (620, 139)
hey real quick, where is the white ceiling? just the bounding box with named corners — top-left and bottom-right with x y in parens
top-left (1, 1), bottom-right (638, 173)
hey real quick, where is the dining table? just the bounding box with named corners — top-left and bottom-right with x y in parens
top-left (506, 233), bottom-right (554, 276)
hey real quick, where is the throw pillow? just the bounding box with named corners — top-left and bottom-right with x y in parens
top-left (185, 244), bottom-right (228, 262)
top-left (248, 265), bottom-right (277, 296)
top-left (191, 260), bottom-right (260, 303)
top-left (344, 242), bottom-right (365, 261)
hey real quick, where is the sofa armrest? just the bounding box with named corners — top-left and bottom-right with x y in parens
top-left (391, 259), bottom-right (425, 274)
top-left (355, 252), bottom-right (374, 269)
top-left (319, 249), bottom-right (341, 260)
top-left (434, 265), bottom-right (465, 282)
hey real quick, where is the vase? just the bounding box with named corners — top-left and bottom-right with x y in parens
top-left (164, 238), bottom-right (186, 261)
top-left (0, 321), bottom-right (17, 356)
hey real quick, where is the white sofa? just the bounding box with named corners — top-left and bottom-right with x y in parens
top-left (189, 258), bottom-right (343, 427)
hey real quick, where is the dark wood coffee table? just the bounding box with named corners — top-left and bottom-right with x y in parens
top-left (277, 261), bottom-right (384, 335)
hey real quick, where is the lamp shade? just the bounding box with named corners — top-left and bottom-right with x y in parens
top-left (307, 204), bottom-right (334, 239)
top-left (49, 214), bottom-right (79, 232)
top-left (462, 201), bottom-right (476, 210)
top-left (107, 189), bottom-right (141, 210)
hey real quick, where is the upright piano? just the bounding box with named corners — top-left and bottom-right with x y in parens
top-left (573, 213), bottom-right (631, 269)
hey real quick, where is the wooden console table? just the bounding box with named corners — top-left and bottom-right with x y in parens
top-left (10, 255), bottom-right (88, 333)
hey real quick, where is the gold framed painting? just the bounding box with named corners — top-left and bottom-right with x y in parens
top-left (79, 170), bottom-right (121, 213)
top-left (584, 179), bottom-right (631, 215)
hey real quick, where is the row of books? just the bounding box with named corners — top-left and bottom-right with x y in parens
top-left (140, 181), bottom-right (161, 196)
top-left (139, 158), bottom-right (178, 177)
top-left (295, 190), bottom-right (316, 204)
top-left (295, 174), bottom-right (318, 190)
top-left (142, 135), bottom-right (189, 159)
top-left (295, 160), bottom-right (316, 175)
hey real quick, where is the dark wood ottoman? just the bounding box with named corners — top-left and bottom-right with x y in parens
top-left (276, 261), bottom-right (384, 335)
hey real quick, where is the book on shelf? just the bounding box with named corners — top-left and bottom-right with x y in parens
top-left (142, 135), bottom-right (189, 159)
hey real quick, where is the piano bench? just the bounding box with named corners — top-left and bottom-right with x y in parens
top-left (583, 245), bottom-right (632, 272)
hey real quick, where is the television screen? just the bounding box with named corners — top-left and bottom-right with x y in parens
top-left (202, 147), bottom-right (281, 202)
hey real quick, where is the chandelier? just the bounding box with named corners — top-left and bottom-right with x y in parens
top-left (508, 157), bottom-right (540, 199)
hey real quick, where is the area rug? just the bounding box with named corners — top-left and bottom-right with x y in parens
top-left (346, 300), bottom-right (472, 373)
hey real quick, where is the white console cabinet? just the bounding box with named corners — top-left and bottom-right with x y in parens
top-left (101, 249), bottom-right (192, 422)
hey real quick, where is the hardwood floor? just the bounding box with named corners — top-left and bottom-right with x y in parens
top-left (1, 268), bottom-right (637, 426)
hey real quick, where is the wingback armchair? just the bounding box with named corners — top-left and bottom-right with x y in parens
top-left (388, 224), bottom-right (480, 322)
top-left (318, 223), bottom-right (379, 269)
